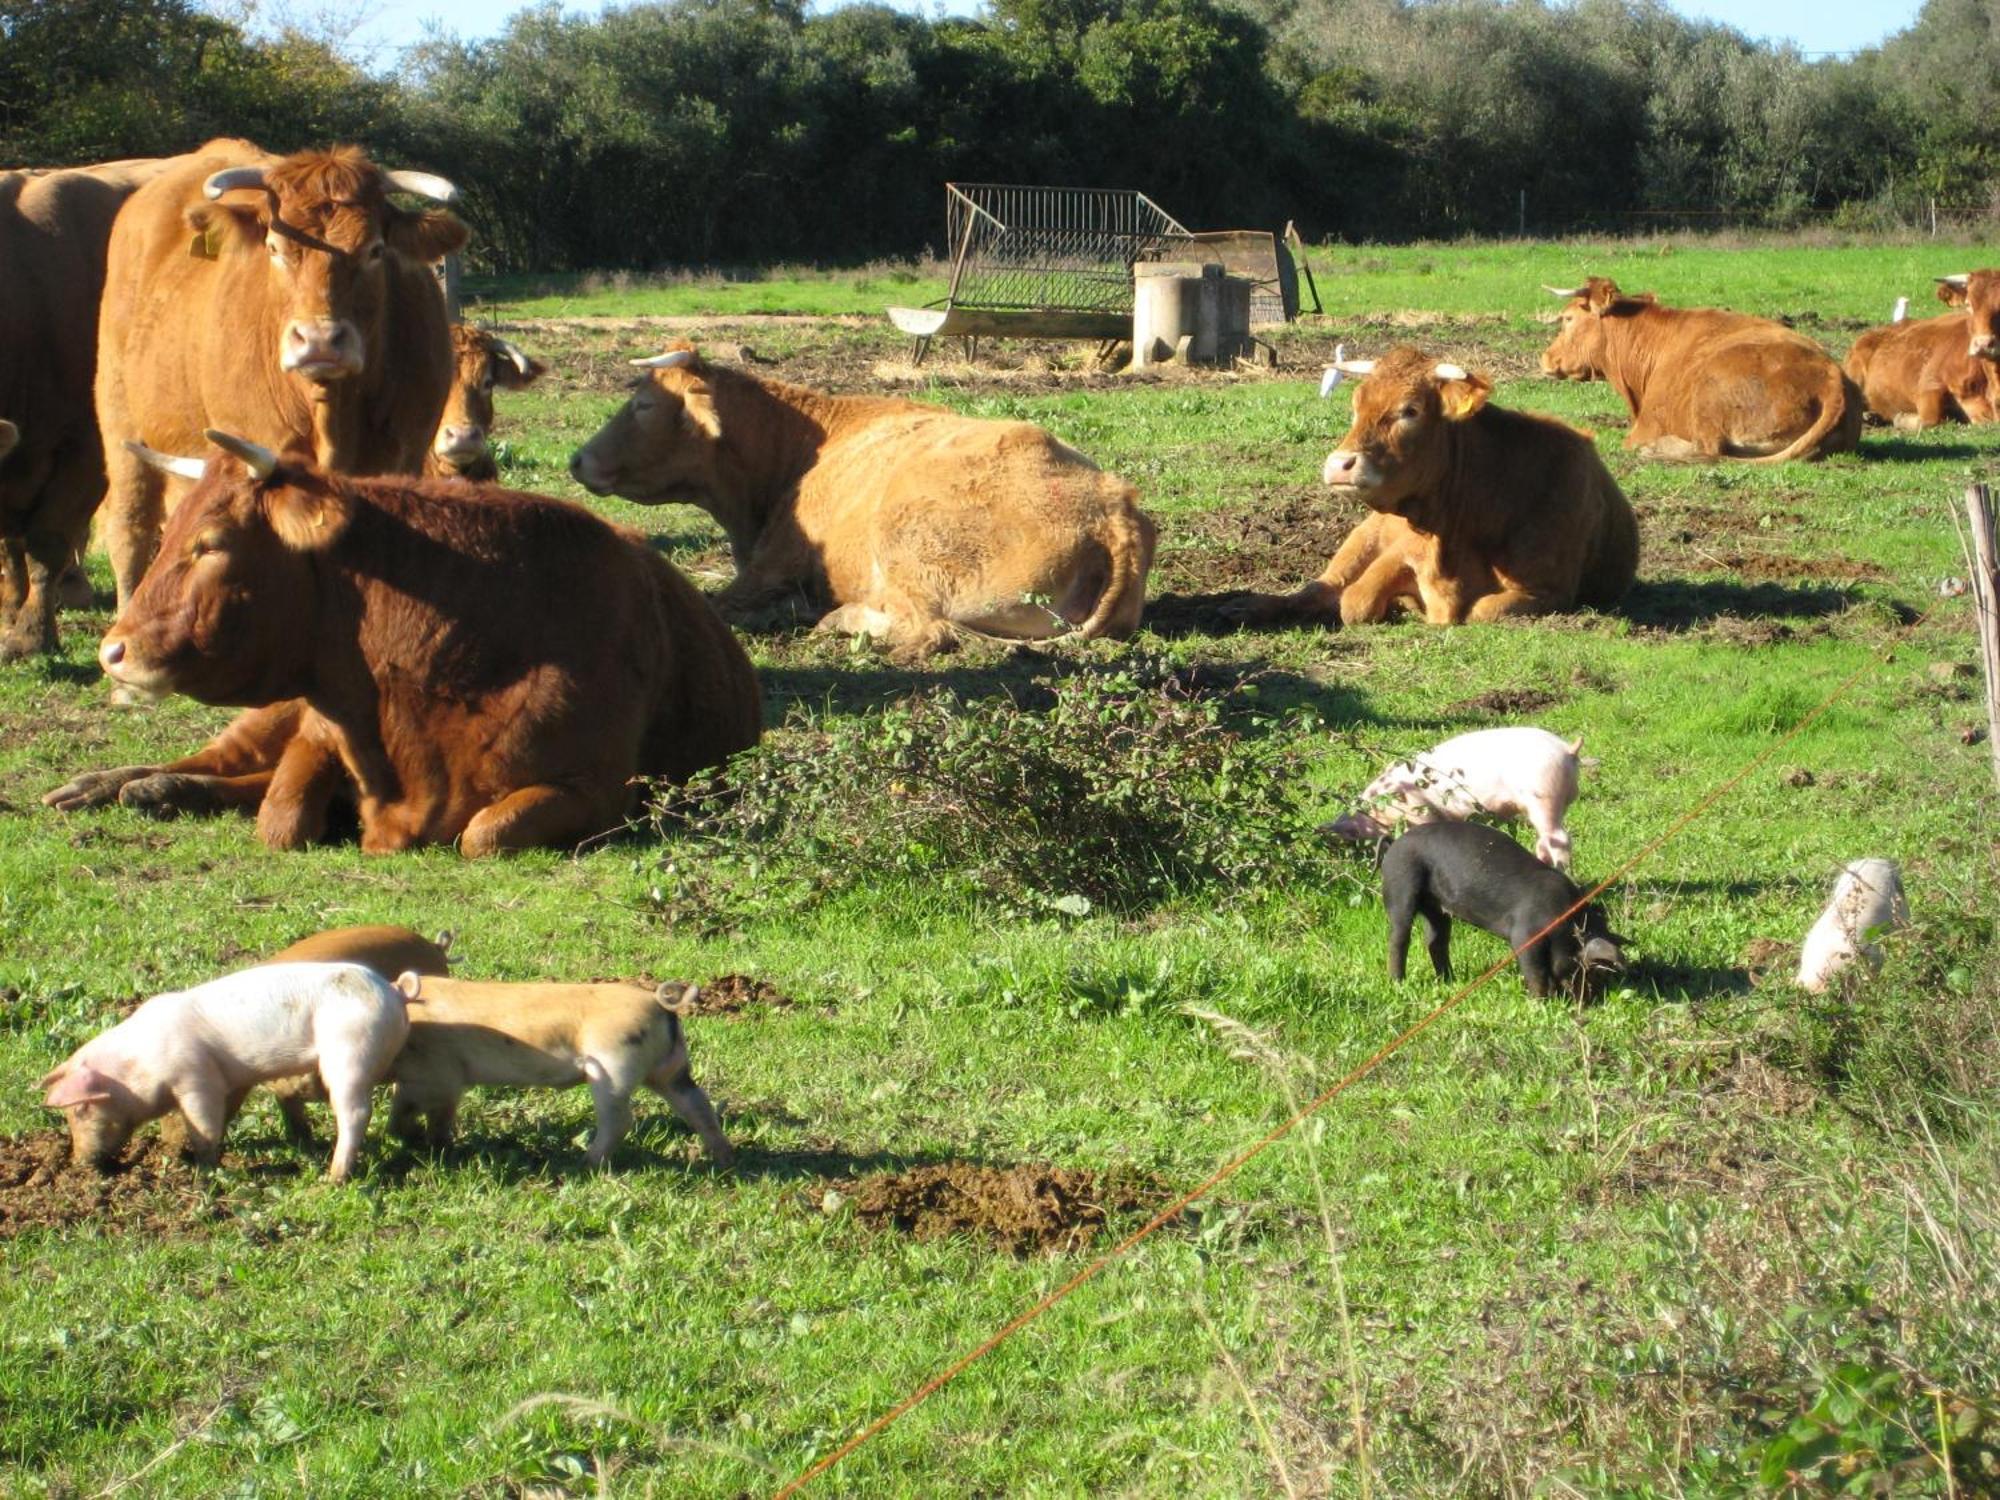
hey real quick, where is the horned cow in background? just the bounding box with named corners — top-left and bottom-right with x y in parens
top-left (570, 345), bottom-right (1156, 661)
top-left (1843, 273), bottom-right (2000, 429)
top-left (428, 326), bottom-right (547, 480)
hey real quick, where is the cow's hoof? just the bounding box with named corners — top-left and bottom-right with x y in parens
top-left (0, 626), bottom-right (52, 662)
top-left (118, 773), bottom-right (222, 819)
top-left (42, 765), bottom-right (156, 811)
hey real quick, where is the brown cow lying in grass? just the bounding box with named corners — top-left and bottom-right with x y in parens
top-left (568, 345), bottom-right (1156, 661)
top-left (1843, 274), bottom-right (2000, 429)
top-left (427, 325), bottom-right (547, 480)
top-left (1541, 277), bottom-right (1862, 463)
top-left (44, 433), bottom-right (761, 856)
top-left (1228, 348), bottom-right (1637, 626)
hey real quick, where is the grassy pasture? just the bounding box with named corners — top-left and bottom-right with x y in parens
top-left (1, 239), bottom-right (1997, 1496)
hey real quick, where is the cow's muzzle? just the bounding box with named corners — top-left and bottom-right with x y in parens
top-left (96, 636), bottom-right (170, 698)
top-left (1971, 334), bottom-right (2000, 361)
top-left (1323, 449), bottom-right (1372, 489)
top-left (433, 424), bottom-right (487, 464)
top-left (282, 320), bottom-right (364, 381)
top-left (568, 450), bottom-right (613, 495)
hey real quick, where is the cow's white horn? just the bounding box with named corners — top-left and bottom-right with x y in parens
top-left (1938, 274), bottom-right (1971, 290)
top-left (203, 166), bottom-right (268, 200)
top-left (383, 169), bottom-right (459, 204)
top-left (1334, 357), bottom-right (1376, 376)
top-left (124, 440), bottom-right (206, 481)
top-left (1542, 284), bottom-right (1581, 299)
top-left (498, 340), bottom-right (535, 377)
top-left (1319, 367), bottom-right (1342, 398)
top-left (203, 429), bottom-right (278, 480)
top-left (630, 351), bottom-right (698, 369)
top-left (1433, 362), bottom-right (1468, 381)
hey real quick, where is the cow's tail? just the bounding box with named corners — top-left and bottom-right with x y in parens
top-left (1748, 364), bottom-right (1863, 465)
top-left (1075, 485), bottom-right (1155, 641)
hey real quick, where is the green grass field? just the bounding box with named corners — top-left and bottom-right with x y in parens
top-left (2, 237), bottom-right (1996, 1497)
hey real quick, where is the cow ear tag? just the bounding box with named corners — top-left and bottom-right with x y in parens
top-left (189, 220), bottom-right (223, 260)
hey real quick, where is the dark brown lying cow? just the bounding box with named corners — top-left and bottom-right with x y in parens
top-left (44, 434), bottom-right (761, 856)
top-left (1540, 277), bottom-right (1861, 463)
top-left (427, 326), bottom-right (547, 480)
top-left (1843, 274), bottom-right (2000, 429)
top-left (1229, 348), bottom-right (1637, 625)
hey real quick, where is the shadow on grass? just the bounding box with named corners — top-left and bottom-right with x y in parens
top-left (1857, 437), bottom-right (1988, 463)
top-left (1622, 576), bottom-right (1858, 631)
top-left (1626, 957), bottom-right (1754, 1002)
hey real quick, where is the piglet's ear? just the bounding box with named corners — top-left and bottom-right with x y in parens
top-left (43, 1062), bottom-right (114, 1110)
top-left (264, 482), bottom-right (354, 553)
top-left (1437, 369), bottom-right (1493, 421)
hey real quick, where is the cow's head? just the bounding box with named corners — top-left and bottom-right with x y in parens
top-left (569, 344), bottom-right (727, 505)
top-left (99, 432), bottom-right (351, 705)
top-left (1935, 270), bottom-right (2000, 361)
top-left (1538, 278), bottom-right (1653, 380)
top-left (1320, 347), bottom-right (1494, 511)
top-left (190, 147), bottom-right (468, 388)
top-left (432, 326), bottom-right (546, 477)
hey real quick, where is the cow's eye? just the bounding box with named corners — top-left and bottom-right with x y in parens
top-left (189, 532), bottom-right (224, 559)
top-left (1400, 404), bottom-right (1419, 421)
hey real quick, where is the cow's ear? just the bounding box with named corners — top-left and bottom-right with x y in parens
top-left (264, 482), bottom-right (355, 552)
top-left (492, 343), bottom-right (547, 389)
top-left (1437, 369), bottom-right (1492, 420)
top-left (681, 390), bottom-right (723, 440)
top-left (1937, 278), bottom-right (1971, 308)
top-left (185, 202), bottom-right (262, 256)
top-left (387, 208), bottom-right (470, 264)
top-left (1580, 277), bottom-right (1623, 313)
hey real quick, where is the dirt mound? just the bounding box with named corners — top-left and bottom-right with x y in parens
top-left (1447, 687), bottom-right (1562, 717)
top-left (1712, 552), bottom-right (1887, 583)
top-left (685, 974), bottom-right (797, 1016)
top-left (0, 1131), bottom-right (234, 1239)
top-left (831, 1164), bottom-right (1170, 1254)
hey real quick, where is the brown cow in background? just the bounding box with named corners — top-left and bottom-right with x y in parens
top-left (1843, 273), bottom-right (2000, 429)
top-left (95, 139), bottom-right (468, 609)
top-left (1541, 277), bottom-right (1861, 463)
top-left (1229, 348), bottom-right (1637, 626)
top-left (427, 326), bottom-right (548, 480)
top-left (0, 158), bottom-right (166, 659)
top-left (570, 346), bottom-right (1155, 660)
top-left (46, 434), bottom-right (761, 857)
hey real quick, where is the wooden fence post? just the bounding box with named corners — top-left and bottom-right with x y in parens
top-left (1964, 483), bottom-right (2000, 793)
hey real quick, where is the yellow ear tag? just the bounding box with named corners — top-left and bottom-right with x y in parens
top-left (189, 221), bottom-right (223, 260)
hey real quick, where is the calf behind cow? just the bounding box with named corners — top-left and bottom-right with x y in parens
top-left (1231, 347), bottom-right (1637, 626)
top-left (570, 345), bottom-right (1156, 660)
top-left (1540, 277), bottom-right (1861, 463)
top-left (46, 433), bottom-right (762, 855)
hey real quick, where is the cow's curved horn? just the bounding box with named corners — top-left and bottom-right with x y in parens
top-left (498, 339), bottom-right (536, 377)
top-left (124, 440), bottom-right (207, 481)
top-left (203, 166), bottom-right (268, 201)
top-left (1542, 284), bottom-right (1581, 299)
top-left (630, 351), bottom-right (697, 370)
top-left (1433, 362), bottom-right (1469, 382)
top-left (1938, 274), bottom-right (1971, 290)
top-left (203, 429), bottom-right (278, 480)
top-left (383, 169), bottom-right (459, 204)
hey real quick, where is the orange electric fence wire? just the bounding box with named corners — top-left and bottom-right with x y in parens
top-left (769, 603), bottom-right (1946, 1499)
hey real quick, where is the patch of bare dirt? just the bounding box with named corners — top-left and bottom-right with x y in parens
top-left (1712, 551), bottom-right (1887, 582)
top-left (1446, 687), bottom-right (1562, 717)
top-left (0, 1131), bottom-right (235, 1239)
top-left (683, 974), bottom-right (797, 1016)
top-left (827, 1163), bottom-right (1171, 1254)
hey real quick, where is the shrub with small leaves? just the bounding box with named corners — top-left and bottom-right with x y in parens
top-left (641, 658), bottom-right (1330, 928)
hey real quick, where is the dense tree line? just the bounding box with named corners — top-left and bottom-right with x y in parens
top-left (0, 0), bottom-right (1989, 270)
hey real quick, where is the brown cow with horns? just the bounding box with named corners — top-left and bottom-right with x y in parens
top-left (95, 139), bottom-right (469, 610)
top-left (1540, 277), bottom-right (1861, 463)
top-left (44, 433), bottom-right (762, 856)
top-left (1843, 273), bottom-right (2000, 429)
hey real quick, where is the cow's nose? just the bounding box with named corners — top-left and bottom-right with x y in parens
top-left (100, 638), bottom-right (125, 670)
top-left (281, 320), bottom-right (363, 379)
top-left (436, 424), bottom-right (485, 455)
top-left (1972, 335), bottom-right (2000, 360)
top-left (1323, 450), bottom-right (1361, 486)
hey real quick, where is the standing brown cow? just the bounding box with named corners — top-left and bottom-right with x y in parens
top-left (570, 346), bottom-right (1155, 660)
top-left (0, 158), bottom-right (166, 659)
top-left (1843, 274), bottom-right (2000, 429)
top-left (1540, 278), bottom-right (1861, 463)
top-left (45, 434), bottom-right (762, 856)
top-left (95, 139), bottom-right (468, 609)
top-left (427, 326), bottom-right (548, 480)
top-left (1228, 348), bottom-right (1637, 626)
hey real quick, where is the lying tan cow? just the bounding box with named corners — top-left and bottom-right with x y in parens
top-left (45, 433), bottom-right (761, 856)
top-left (1541, 278), bottom-right (1861, 463)
top-left (427, 325), bottom-right (547, 480)
top-left (569, 345), bottom-right (1155, 659)
top-left (1843, 274), bottom-right (2000, 429)
top-left (1230, 348), bottom-right (1637, 625)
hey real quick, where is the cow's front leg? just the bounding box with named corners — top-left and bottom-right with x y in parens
top-left (1464, 587), bottom-right (1557, 623)
top-left (257, 733), bottom-right (349, 850)
top-left (1341, 551), bottom-right (1420, 625)
top-left (459, 784), bottom-right (617, 858)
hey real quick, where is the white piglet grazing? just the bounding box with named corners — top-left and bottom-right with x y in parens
top-left (1797, 859), bottom-right (1910, 993)
top-left (1324, 726), bottom-right (1584, 869)
top-left (39, 962), bottom-right (408, 1181)
top-left (387, 975), bottom-right (733, 1169)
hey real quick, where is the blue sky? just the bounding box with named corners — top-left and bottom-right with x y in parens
top-left (331, 0), bottom-right (1925, 65)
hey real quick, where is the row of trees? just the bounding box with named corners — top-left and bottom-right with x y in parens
top-left (0, 0), bottom-right (1988, 270)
